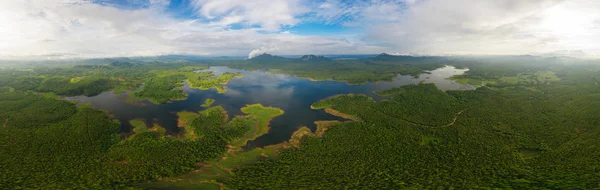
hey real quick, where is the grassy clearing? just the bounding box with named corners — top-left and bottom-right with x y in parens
top-left (324, 108), bottom-right (361, 121)
top-left (217, 148), bottom-right (267, 169)
top-left (231, 104), bottom-right (285, 147)
top-left (499, 76), bottom-right (520, 84)
top-left (141, 104), bottom-right (285, 189)
top-left (130, 120), bottom-right (166, 135)
top-left (69, 76), bottom-right (85, 83)
top-left (498, 71), bottom-right (560, 85)
top-left (314, 120), bottom-right (343, 136)
top-left (176, 111), bottom-right (201, 140)
top-left (288, 127), bottom-right (313, 147)
top-left (420, 136), bottom-right (443, 146)
top-left (130, 119), bottom-right (148, 133)
top-left (113, 86), bottom-right (127, 94)
top-left (150, 123), bottom-right (166, 135)
top-left (202, 98), bottom-right (216, 107)
top-left (535, 71), bottom-right (560, 83)
top-left (450, 75), bottom-right (498, 86)
top-left (177, 112), bottom-right (199, 127)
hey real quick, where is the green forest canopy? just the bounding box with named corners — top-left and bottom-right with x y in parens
top-left (228, 62), bottom-right (600, 189)
top-left (0, 89), bottom-right (283, 188)
top-left (1, 55), bottom-right (600, 189)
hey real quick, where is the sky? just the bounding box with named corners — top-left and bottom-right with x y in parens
top-left (1, 0), bottom-right (599, 59)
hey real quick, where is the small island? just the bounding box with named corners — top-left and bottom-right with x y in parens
top-left (126, 69), bottom-right (243, 104)
top-left (187, 72), bottom-right (244, 94)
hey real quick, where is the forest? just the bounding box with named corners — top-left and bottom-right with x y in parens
top-left (1, 54), bottom-right (600, 189)
top-left (215, 53), bottom-right (446, 85)
top-left (0, 87), bottom-right (284, 188)
top-left (227, 58), bottom-right (600, 189)
top-left (186, 71), bottom-right (244, 93)
top-left (132, 74), bottom-right (187, 103)
top-left (0, 60), bottom-right (246, 104)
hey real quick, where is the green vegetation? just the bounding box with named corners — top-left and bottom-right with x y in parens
top-left (453, 70), bottom-right (562, 88)
top-left (227, 62), bottom-right (600, 189)
top-left (202, 98), bottom-right (216, 107)
top-left (498, 71), bottom-right (561, 85)
top-left (187, 71), bottom-right (243, 93)
top-left (374, 86), bottom-right (406, 96)
top-left (218, 53), bottom-right (444, 85)
top-left (0, 89), bottom-right (284, 188)
top-left (233, 104), bottom-right (285, 146)
top-left (0, 53), bottom-right (447, 101)
top-left (177, 111), bottom-right (202, 140)
top-left (447, 56), bottom-right (570, 89)
top-left (0, 91), bottom-right (121, 188)
top-left (138, 104), bottom-right (284, 189)
top-left (130, 119), bottom-right (148, 133)
top-left (132, 74), bottom-right (187, 104)
top-left (0, 60), bottom-right (240, 104)
top-left (24, 75), bottom-right (113, 96)
top-left (3, 54), bottom-right (600, 189)
top-left (0, 87), bottom-right (10, 93)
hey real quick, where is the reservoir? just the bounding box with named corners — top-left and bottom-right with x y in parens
top-left (65, 66), bottom-right (473, 147)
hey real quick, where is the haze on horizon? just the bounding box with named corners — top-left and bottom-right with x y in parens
top-left (1, 0), bottom-right (599, 59)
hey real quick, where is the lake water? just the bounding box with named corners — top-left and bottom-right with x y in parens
top-left (65, 66), bottom-right (473, 148)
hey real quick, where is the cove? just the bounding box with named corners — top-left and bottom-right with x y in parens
top-left (65, 66), bottom-right (473, 148)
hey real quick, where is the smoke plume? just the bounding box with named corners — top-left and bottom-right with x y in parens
top-left (248, 46), bottom-right (279, 59)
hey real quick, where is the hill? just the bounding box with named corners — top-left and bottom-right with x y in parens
top-left (298, 55), bottom-right (332, 62)
top-left (248, 53), bottom-right (289, 62)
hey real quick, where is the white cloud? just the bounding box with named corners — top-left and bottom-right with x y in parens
top-left (190, 0), bottom-right (307, 31)
top-left (0, 0), bottom-right (176, 58)
top-left (0, 0), bottom-right (599, 59)
top-left (0, 0), bottom-right (375, 59)
top-left (313, 0), bottom-right (364, 25)
top-left (362, 0), bottom-right (600, 57)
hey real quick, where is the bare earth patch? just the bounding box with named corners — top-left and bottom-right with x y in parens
top-left (288, 127), bottom-right (313, 147)
top-left (441, 108), bottom-right (467, 127)
top-left (314, 120), bottom-right (343, 136)
top-left (150, 123), bottom-right (167, 135)
top-left (176, 111), bottom-right (200, 140)
top-left (324, 108), bottom-right (361, 121)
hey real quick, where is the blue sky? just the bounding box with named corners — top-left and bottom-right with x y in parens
top-left (0, 0), bottom-right (599, 59)
top-left (92, 0), bottom-right (368, 35)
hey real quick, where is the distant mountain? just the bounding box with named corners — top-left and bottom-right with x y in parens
top-left (248, 53), bottom-right (288, 61)
top-left (248, 54), bottom-right (334, 64)
top-left (369, 53), bottom-right (442, 62)
top-left (298, 55), bottom-right (332, 62)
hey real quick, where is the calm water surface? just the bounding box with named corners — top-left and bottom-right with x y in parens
top-left (65, 66), bottom-right (473, 147)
